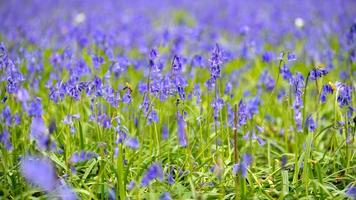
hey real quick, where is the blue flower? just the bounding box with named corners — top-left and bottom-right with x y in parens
top-left (159, 192), bottom-right (172, 200)
top-left (141, 163), bottom-right (164, 186)
top-left (320, 84), bottom-right (334, 103)
top-left (287, 52), bottom-right (296, 61)
top-left (280, 64), bottom-right (292, 81)
top-left (0, 129), bottom-right (12, 150)
top-left (238, 100), bottom-right (248, 126)
top-left (211, 97), bottom-right (224, 121)
top-left (305, 115), bottom-right (316, 132)
top-left (127, 181), bottom-right (135, 191)
top-left (309, 67), bottom-right (328, 80)
top-left (177, 113), bottom-right (187, 147)
top-left (162, 124), bottom-right (168, 140)
top-left (28, 97), bottom-right (43, 117)
top-left (124, 137), bottom-right (139, 150)
top-left (208, 44), bottom-right (224, 80)
top-left (346, 186), bottom-right (356, 199)
top-left (20, 155), bottom-right (58, 191)
top-left (336, 82), bottom-right (352, 107)
top-left (70, 151), bottom-right (98, 163)
top-left (233, 154), bottom-right (252, 177)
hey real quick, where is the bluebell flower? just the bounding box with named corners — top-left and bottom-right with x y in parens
top-left (122, 90), bottom-right (132, 104)
top-left (281, 155), bottom-right (287, 168)
top-left (30, 117), bottom-right (50, 150)
top-left (336, 82), bottom-right (352, 107)
top-left (28, 97), bottom-right (43, 117)
top-left (127, 181), bottom-right (135, 191)
top-left (193, 84), bottom-right (201, 104)
top-left (208, 44), bottom-right (223, 80)
top-left (124, 137), bottom-right (139, 150)
top-left (92, 55), bottom-right (104, 69)
top-left (246, 96), bottom-right (260, 119)
top-left (309, 67), bottom-right (328, 80)
top-left (287, 52), bottom-right (296, 61)
top-left (280, 64), bottom-right (292, 81)
top-left (159, 192), bottom-right (172, 200)
top-left (305, 115), bottom-right (316, 132)
top-left (70, 151), bottom-right (98, 163)
top-left (20, 155), bottom-right (57, 191)
top-left (55, 184), bottom-right (77, 200)
top-left (346, 186), bottom-right (356, 199)
top-left (177, 113), bottom-right (187, 147)
top-left (171, 55), bottom-right (183, 72)
top-left (320, 84), bottom-right (334, 103)
top-left (238, 100), bottom-right (248, 126)
top-left (262, 51), bottom-right (273, 63)
top-left (233, 154), bottom-right (252, 177)
top-left (2, 106), bottom-right (11, 126)
top-left (211, 97), bottom-right (224, 121)
top-left (0, 129), bottom-right (12, 150)
top-left (141, 163), bottom-right (164, 186)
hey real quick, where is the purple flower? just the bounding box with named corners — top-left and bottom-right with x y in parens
top-left (141, 163), bottom-right (164, 186)
top-left (162, 124), bottom-right (168, 140)
top-left (281, 155), bottom-right (287, 168)
top-left (2, 106), bottom-right (11, 126)
top-left (280, 64), bottom-right (292, 81)
top-left (172, 55), bottom-right (183, 72)
top-left (262, 51), bottom-right (273, 63)
top-left (294, 109), bottom-right (303, 132)
top-left (305, 115), bottom-right (316, 132)
top-left (320, 84), bottom-right (334, 103)
top-left (55, 184), bottom-right (77, 200)
top-left (127, 181), bottom-right (135, 191)
top-left (0, 129), bottom-right (12, 150)
top-left (238, 100), bottom-right (248, 126)
top-left (287, 52), bottom-right (296, 61)
top-left (124, 137), bottom-right (139, 150)
top-left (336, 82), bottom-right (352, 107)
top-left (211, 97), bottom-right (224, 121)
top-left (346, 186), bottom-right (356, 199)
top-left (309, 67), bottom-right (328, 80)
top-left (208, 44), bottom-right (224, 80)
top-left (177, 113), bottom-right (187, 147)
top-left (28, 97), bottom-right (43, 117)
top-left (159, 192), bottom-right (172, 200)
top-left (233, 154), bottom-right (252, 177)
top-left (20, 155), bottom-right (57, 191)
top-left (122, 90), bottom-right (132, 104)
top-left (92, 55), bottom-right (104, 69)
top-left (70, 151), bottom-right (98, 163)
top-left (30, 117), bottom-right (50, 150)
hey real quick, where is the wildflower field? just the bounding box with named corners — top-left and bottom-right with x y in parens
top-left (0, 1), bottom-right (355, 199)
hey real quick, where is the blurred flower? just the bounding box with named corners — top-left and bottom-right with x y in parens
top-left (336, 82), bottom-right (352, 107)
top-left (70, 151), bottom-right (98, 163)
top-left (233, 154), bottom-right (252, 177)
top-left (127, 181), bottom-right (135, 191)
top-left (309, 67), bottom-right (328, 80)
top-left (141, 163), bottom-right (164, 186)
top-left (28, 97), bottom-right (43, 117)
top-left (305, 115), bottom-right (316, 132)
top-left (0, 129), bottom-right (12, 150)
top-left (20, 155), bottom-right (57, 191)
top-left (177, 113), bottom-right (187, 147)
top-left (159, 192), bottom-right (172, 200)
top-left (124, 137), bottom-right (139, 150)
top-left (346, 186), bottom-right (356, 199)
